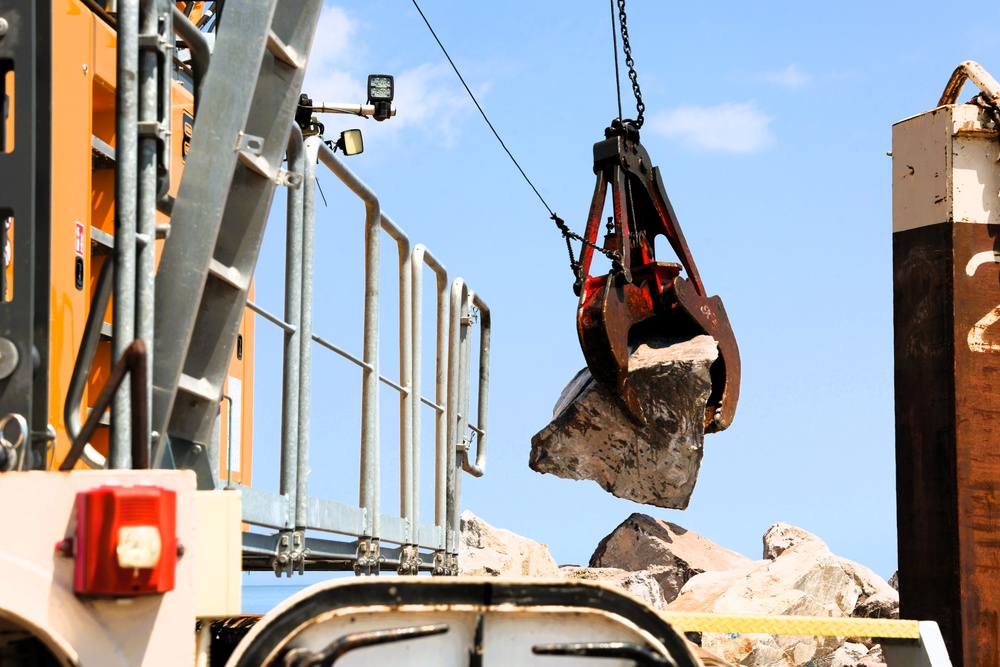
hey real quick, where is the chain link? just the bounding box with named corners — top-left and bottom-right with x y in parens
top-left (553, 0), bottom-right (642, 284)
top-left (972, 92), bottom-right (1000, 136)
top-left (617, 0), bottom-right (644, 128)
top-left (552, 214), bottom-right (622, 283)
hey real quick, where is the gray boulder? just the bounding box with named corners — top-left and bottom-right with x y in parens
top-left (560, 566), bottom-right (668, 610)
top-left (529, 336), bottom-right (718, 509)
top-left (590, 513), bottom-right (751, 603)
top-left (458, 510), bottom-right (560, 578)
top-left (667, 523), bottom-right (898, 666)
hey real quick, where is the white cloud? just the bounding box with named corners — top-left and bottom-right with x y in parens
top-left (757, 63), bottom-right (811, 88)
top-left (390, 62), bottom-right (477, 136)
top-left (300, 5), bottom-right (477, 142)
top-left (302, 6), bottom-right (364, 102)
top-left (646, 103), bottom-right (773, 153)
top-left (309, 6), bottom-right (358, 72)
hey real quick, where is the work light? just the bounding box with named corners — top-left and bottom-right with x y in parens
top-left (367, 74), bottom-right (394, 121)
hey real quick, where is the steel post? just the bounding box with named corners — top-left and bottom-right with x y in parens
top-left (112, 0), bottom-right (139, 469)
top-left (298, 135), bottom-right (320, 531)
top-left (412, 245), bottom-right (449, 539)
top-left (281, 126), bottom-right (304, 528)
top-left (444, 278), bottom-right (469, 557)
top-left (380, 214), bottom-right (412, 532)
top-left (135, 0), bottom-right (167, 467)
top-left (316, 141), bottom-right (381, 540)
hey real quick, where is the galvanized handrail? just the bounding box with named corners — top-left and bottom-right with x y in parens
top-left (412, 244), bottom-right (450, 534)
top-left (462, 292), bottom-right (490, 478)
top-left (282, 124), bottom-right (305, 530)
top-left (237, 129), bottom-right (489, 574)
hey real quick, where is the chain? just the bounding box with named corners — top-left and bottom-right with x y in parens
top-left (972, 93), bottom-right (1000, 136)
top-left (617, 0), bottom-right (644, 128)
top-left (551, 1), bottom-right (643, 284)
top-left (551, 214), bottom-right (622, 283)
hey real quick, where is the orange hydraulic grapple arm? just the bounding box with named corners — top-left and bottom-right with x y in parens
top-left (574, 120), bottom-right (740, 433)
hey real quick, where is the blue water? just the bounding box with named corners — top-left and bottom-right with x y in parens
top-left (241, 571), bottom-right (357, 614)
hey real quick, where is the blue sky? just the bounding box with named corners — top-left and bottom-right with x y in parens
top-left (246, 1), bottom-right (1000, 583)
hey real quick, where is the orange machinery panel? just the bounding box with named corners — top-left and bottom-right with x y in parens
top-left (51, 0), bottom-right (254, 484)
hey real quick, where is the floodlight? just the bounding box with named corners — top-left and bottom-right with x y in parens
top-left (367, 74), bottom-right (394, 121)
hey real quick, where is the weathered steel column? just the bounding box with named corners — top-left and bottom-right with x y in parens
top-left (892, 63), bottom-right (1000, 666)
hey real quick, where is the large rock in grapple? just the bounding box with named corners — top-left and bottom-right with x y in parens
top-left (529, 336), bottom-right (718, 508)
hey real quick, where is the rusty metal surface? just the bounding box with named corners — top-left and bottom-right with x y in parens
top-left (533, 641), bottom-right (676, 666)
top-left (282, 624), bottom-right (449, 666)
top-left (938, 60), bottom-right (1000, 107)
top-left (894, 220), bottom-right (1000, 667)
top-left (575, 121), bottom-right (740, 431)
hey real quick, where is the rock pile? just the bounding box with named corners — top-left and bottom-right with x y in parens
top-left (669, 522), bottom-right (897, 667)
top-left (458, 511), bottom-right (897, 667)
top-left (590, 513), bottom-right (751, 603)
top-left (457, 510), bottom-right (560, 578)
top-left (529, 336), bottom-right (718, 509)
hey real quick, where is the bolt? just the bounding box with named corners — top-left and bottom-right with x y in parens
top-left (0, 18), bottom-right (8, 38)
top-left (55, 538), bottom-right (74, 557)
top-left (82, 64), bottom-right (88, 75)
top-left (177, 543), bottom-right (186, 558)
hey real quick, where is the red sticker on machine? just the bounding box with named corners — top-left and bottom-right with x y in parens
top-left (75, 222), bottom-right (85, 256)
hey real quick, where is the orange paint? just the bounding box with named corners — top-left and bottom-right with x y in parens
top-left (49, 0), bottom-right (254, 485)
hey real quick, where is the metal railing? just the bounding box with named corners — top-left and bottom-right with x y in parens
top-left (239, 130), bottom-right (490, 576)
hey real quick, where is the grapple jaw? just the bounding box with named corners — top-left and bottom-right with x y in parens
top-left (575, 121), bottom-right (740, 432)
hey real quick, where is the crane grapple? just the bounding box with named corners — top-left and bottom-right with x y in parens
top-left (575, 120), bottom-right (740, 432)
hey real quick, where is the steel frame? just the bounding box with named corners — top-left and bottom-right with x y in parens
top-left (0, 0), bottom-right (52, 470)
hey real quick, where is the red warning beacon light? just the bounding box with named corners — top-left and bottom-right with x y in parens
top-left (71, 486), bottom-right (178, 596)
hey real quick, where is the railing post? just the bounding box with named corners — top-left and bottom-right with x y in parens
top-left (412, 245), bottom-right (450, 560)
top-left (299, 136), bottom-right (321, 533)
top-left (281, 125), bottom-right (304, 531)
top-left (315, 142), bottom-right (383, 573)
top-left (461, 292), bottom-right (489, 477)
top-left (111, 0), bottom-right (138, 469)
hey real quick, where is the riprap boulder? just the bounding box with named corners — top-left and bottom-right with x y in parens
top-left (530, 336), bottom-right (718, 508)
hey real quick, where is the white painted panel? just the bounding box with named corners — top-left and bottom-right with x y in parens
top-left (892, 104), bottom-right (999, 232)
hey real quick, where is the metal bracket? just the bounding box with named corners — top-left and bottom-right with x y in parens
top-left (236, 132), bottom-right (275, 179)
top-left (137, 120), bottom-right (170, 143)
top-left (137, 33), bottom-right (167, 51)
top-left (236, 131), bottom-right (265, 155)
top-left (354, 538), bottom-right (383, 576)
top-left (432, 550), bottom-right (459, 576)
top-left (276, 168), bottom-right (302, 189)
top-left (272, 529), bottom-right (308, 577)
top-left (398, 544), bottom-right (421, 575)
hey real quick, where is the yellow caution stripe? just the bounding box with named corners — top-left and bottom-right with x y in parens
top-left (660, 612), bottom-right (921, 639)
